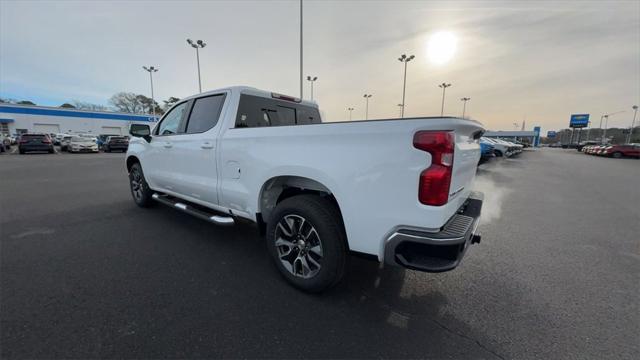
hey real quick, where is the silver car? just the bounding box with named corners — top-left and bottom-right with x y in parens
top-left (68, 136), bottom-right (99, 153)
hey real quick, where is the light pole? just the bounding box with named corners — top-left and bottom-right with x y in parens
top-left (347, 107), bottom-right (354, 121)
top-left (513, 122), bottom-right (519, 130)
top-left (186, 39), bottom-right (206, 93)
top-left (460, 97), bottom-right (470, 119)
top-left (438, 83), bottom-right (452, 116)
top-left (397, 104), bottom-right (404, 117)
top-left (306, 76), bottom-right (317, 101)
top-left (627, 105), bottom-right (638, 144)
top-left (363, 94), bottom-right (372, 120)
top-left (299, 0), bottom-right (303, 99)
top-left (142, 66), bottom-right (158, 119)
top-left (398, 54), bottom-right (414, 118)
top-left (602, 110), bottom-right (625, 144)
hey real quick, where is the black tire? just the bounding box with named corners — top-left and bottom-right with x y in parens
top-left (48, 148), bottom-right (54, 154)
top-left (494, 150), bottom-right (503, 157)
top-left (19, 149), bottom-right (25, 154)
top-left (128, 162), bottom-right (154, 207)
top-left (612, 152), bottom-right (622, 159)
top-left (266, 194), bottom-right (347, 293)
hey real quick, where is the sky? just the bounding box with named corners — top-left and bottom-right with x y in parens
top-left (1, 0), bottom-right (639, 132)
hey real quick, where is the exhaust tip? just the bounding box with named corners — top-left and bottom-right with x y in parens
top-left (471, 233), bottom-right (482, 244)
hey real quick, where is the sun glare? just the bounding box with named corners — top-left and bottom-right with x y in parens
top-left (427, 31), bottom-right (457, 65)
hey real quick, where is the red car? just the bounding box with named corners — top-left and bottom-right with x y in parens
top-left (602, 144), bottom-right (640, 158)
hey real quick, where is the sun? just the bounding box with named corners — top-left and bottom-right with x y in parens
top-left (427, 31), bottom-right (458, 65)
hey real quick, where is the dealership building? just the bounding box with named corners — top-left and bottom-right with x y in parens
top-left (0, 104), bottom-right (157, 136)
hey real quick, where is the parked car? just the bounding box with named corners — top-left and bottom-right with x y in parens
top-left (96, 134), bottom-right (120, 148)
top-left (1, 134), bottom-right (11, 151)
top-left (602, 144), bottom-right (640, 158)
top-left (125, 86), bottom-right (486, 292)
top-left (577, 141), bottom-right (599, 152)
top-left (479, 138), bottom-right (495, 163)
top-left (102, 136), bottom-right (129, 152)
top-left (68, 136), bottom-right (99, 153)
top-left (482, 137), bottom-right (511, 157)
top-left (18, 134), bottom-right (55, 154)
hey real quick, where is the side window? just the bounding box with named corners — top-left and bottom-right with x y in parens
top-left (235, 95), bottom-right (320, 128)
top-left (185, 94), bottom-right (226, 134)
top-left (156, 102), bottom-right (188, 135)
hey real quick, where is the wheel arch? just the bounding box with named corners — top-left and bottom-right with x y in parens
top-left (257, 175), bottom-right (345, 241)
top-left (126, 155), bottom-right (140, 172)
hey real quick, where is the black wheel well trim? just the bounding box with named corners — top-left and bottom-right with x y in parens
top-left (126, 155), bottom-right (140, 172)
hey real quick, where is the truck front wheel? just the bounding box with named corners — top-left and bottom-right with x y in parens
top-left (266, 195), bottom-right (347, 293)
top-left (128, 162), bottom-right (154, 208)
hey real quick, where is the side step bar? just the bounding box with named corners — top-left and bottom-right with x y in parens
top-left (151, 193), bottom-right (235, 226)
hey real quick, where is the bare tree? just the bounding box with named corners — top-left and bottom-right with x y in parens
top-left (71, 100), bottom-right (110, 111)
top-left (109, 92), bottom-right (161, 114)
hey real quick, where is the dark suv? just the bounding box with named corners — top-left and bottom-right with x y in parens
top-left (102, 136), bottom-right (129, 152)
top-left (18, 134), bottom-right (55, 154)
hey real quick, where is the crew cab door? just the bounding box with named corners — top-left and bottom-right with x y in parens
top-left (168, 93), bottom-right (227, 205)
top-left (144, 101), bottom-right (190, 192)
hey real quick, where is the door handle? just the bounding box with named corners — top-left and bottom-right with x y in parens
top-left (164, 142), bottom-right (173, 148)
top-left (201, 142), bottom-right (214, 149)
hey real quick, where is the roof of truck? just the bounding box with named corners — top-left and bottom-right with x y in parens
top-left (181, 86), bottom-right (319, 108)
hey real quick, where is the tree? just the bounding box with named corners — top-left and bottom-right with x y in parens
top-left (60, 103), bottom-right (76, 108)
top-left (163, 97), bottom-right (180, 110)
top-left (109, 92), bottom-right (161, 115)
top-left (17, 100), bottom-right (36, 105)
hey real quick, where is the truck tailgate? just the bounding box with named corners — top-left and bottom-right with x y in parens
top-left (449, 123), bottom-right (483, 210)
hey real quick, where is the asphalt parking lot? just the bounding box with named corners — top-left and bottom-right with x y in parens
top-left (1, 149), bottom-right (639, 359)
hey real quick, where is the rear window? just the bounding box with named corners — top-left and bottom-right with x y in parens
top-left (109, 136), bottom-right (126, 141)
top-left (235, 94), bottom-right (321, 128)
top-left (22, 134), bottom-right (45, 139)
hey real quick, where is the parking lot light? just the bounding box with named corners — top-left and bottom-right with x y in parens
top-left (460, 97), bottom-right (470, 119)
top-left (347, 107), bottom-right (354, 121)
top-left (398, 54), bottom-right (415, 118)
top-left (438, 83), bottom-right (451, 116)
top-left (142, 66), bottom-right (158, 119)
top-left (186, 39), bottom-right (206, 93)
top-left (363, 94), bottom-right (372, 120)
top-left (627, 105), bottom-right (638, 144)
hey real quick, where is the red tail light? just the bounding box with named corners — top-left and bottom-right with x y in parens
top-left (413, 131), bottom-right (455, 206)
top-left (42, 138), bottom-right (51, 144)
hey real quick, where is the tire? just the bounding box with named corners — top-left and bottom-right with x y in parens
top-left (494, 150), bottom-right (503, 157)
top-left (612, 152), bottom-right (622, 159)
top-left (48, 148), bottom-right (54, 154)
top-left (266, 194), bottom-right (347, 293)
top-left (19, 149), bottom-right (25, 154)
top-left (128, 162), bottom-right (154, 207)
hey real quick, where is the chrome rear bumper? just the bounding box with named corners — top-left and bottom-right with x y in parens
top-left (384, 191), bottom-right (483, 272)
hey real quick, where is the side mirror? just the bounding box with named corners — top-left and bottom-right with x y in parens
top-left (130, 124), bottom-right (151, 142)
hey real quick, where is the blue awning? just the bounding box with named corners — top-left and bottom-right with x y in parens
top-left (0, 118), bottom-right (15, 123)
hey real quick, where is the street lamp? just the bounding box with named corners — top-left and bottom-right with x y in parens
top-left (142, 66), bottom-right (158, 119)
top-left (397, 103), bottom-right (404, 118)
top-left (398, 54), bottom-right (414, 118)
top-left (602, 110), bottom-right (625, 144)
top-left (306, 76), bottom-right (318, 101)
top-left (438, 83), bottom-right (452, 116)
top-left (186, 38), bottom-right (206, 93)
top-left (460, 97), bottom-right (470, 119)
top-left (627, 105), bottom-right (638, 144)
top-left (347, 107), bottom-right (354, 121)
top-left (363, 94), bottom-right (372, 120)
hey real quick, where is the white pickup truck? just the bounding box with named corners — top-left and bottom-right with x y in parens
top-left (126, 86), bottom-right (485, 292)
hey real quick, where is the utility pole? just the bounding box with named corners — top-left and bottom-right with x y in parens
top-left (627, 105), bottom-right (638, 144)
top-left (299, 0), bottom-right (303, 99)
top-left (363, 94), bottom-right (372, 120)
top-left (398, 54), bottom-right (414, 118)
top-left (142, 66), bottom-right (158, 119)
top-left (347, 107), bottom-right (354, 121)
top-left (186, 39), bottom-right (206, 93)
top-left (306, 76), bottom-right (317, 101)
top-left (438, 83), bottom-right (451, 116)
top-left (460, 97), bottom-right (470, 119)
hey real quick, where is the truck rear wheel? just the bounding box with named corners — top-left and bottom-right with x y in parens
top-left (266, 195), bottom-right (346, 293)
top-left (129, 162), bottom-right (154, 208)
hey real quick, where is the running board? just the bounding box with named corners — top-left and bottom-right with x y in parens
top-left (151, 193), bottom-right (235, 226)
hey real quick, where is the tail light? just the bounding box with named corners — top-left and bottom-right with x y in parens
top-left (413, 131), bottom-right (455, 206)
top-left (42, 138), bottom-right (51, 144)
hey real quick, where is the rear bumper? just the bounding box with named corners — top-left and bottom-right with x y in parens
top-left (384, 191), bottom-right (483, 272)
top-left (19, 145), bottom-right (53, 152)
